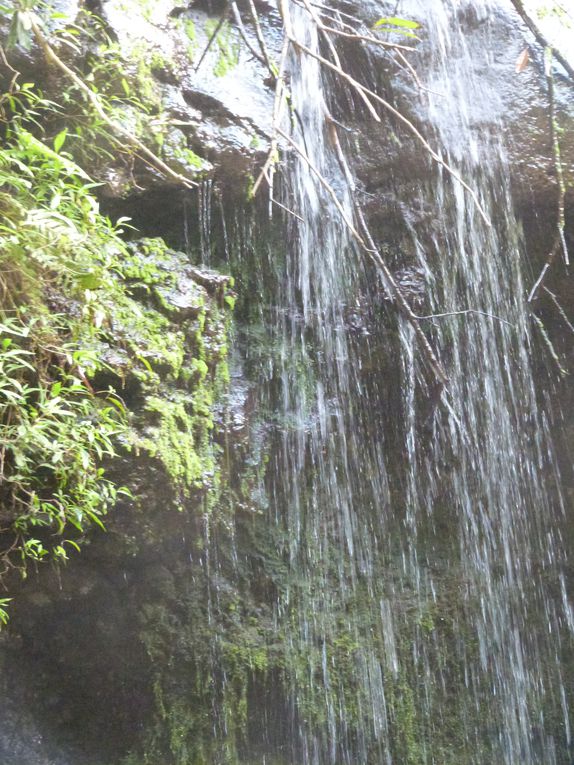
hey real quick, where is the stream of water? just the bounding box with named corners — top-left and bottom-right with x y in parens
top-left (239, 0), bottom-right (574, 762)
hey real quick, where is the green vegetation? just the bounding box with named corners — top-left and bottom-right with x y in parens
top-left (181, 17), bottom-right (197, 61)
top-left (0, 107), bottom-right (131, 582)
top-left (0, 69), bottom-right (233, 618)
top-left (205, 19), bottom-right (240, 77)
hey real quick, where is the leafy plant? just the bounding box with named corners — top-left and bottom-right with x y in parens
top-left (0, 111), bottom-right (136, 588)
top-left (0, 84), bottom-right (232, 615)
top-left (0, 597), bottom-right (11, 625)
top-left (0, 319), bottom-right (128, 571)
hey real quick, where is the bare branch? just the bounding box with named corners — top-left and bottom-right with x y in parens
top-left (547, 49), bottom-right (569, 266)
top-left (532, 314), bottom-right (568, 376)
top-left (394, 49), bottom-right (445, 96)
top-left (0, 45), bottom-right (20, 107)
top-left (277, 126), bottom-right (365, 242)
top-left (299, 0), bottom-right (383, 35)
top-left (528, 51), bottom-right (569, 301)
top-left (271, 197), bottom-right (304, 221)
top-left (252, 37), bottom-right (290, 199)
top-left (542, 287), bottom-right (574, 335)
top-left (414, 309), bottom-right (514, 327)
top-left (299, 0), bottom-right (383, 119)
top-left (315, 116), bottom-right (449, 387)
top-left (246, 0), bottom-right (275, 75)
top-left (194, 7), bottom-right (229, 73)
top-left (230, 2), bottom-right (266, 65)
top-left (528, 235), bottom-right (561, 302)
top-left (319, 24), bottom-right (416, 52)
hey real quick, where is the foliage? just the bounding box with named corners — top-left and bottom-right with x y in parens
top-left (0, 115), bottom-right (134, 585)
top-left (0, 81), bottom-right (233, 618)
top-left (0, 319), bottom-right (127, 560)
top-left (6, 0), bottom-right (43, 51)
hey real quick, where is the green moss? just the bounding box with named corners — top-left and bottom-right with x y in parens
top-left (205, 19), bottom-right (240, 77)
top-left (182, 17), bottom-right (197, 61)
top-left (134, 394), bottom-right (215, 502)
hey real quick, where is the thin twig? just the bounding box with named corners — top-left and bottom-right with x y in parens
top-left (318, 20), bottom-right (442, 99)
top-left (289, 110), bottom-right (448, 387)
top-left (299, 0), bottom-right (382, 118)
top-left (326, 118), bottom-right (448, 386)
top-left (230, 2), bottom-right (266, 65)
top-left (527, 50), bottom-right (570, 302)
top-left (319, 24), bottom-right (416, 53)
top-left (194, 6), bottom-right (229, 73)
top-left (302, 0), bottom-right (379, 33)
top-left (303, 7), bottom-right (363, 36)
top-left (546, 49), bottom-right (569, 265)
top-left (414, 309), bottom-right (514, 327)
top-left (394, 49), bottom-right (445, 97)
top-left (0, 46), bottom-right (20, 109)
top-left (313, 18), bottom-right (441, 96)
top-left (543, 286), bottom-right (574, 335)
top-left (528, 239), bottom-right (558, 302)
top-left (246, 0), bottom-right (275, 75)
top-left (272, 197), bottom-right (304, 221)
top-left (252, 36), bottom-right (290, 199)
top-left (532, 313), bottom-right (568, 376)
top-left (277, 126), bottom-right (365, 242)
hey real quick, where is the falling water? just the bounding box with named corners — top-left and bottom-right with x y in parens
top-left (391, 2), bottom-right (572, 762)
top-left (226, 0), bottom-right (574, 762)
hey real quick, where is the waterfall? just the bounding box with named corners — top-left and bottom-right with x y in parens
top-left (395, 3), bottom-right (571, 762)
top-left (227, 0), bottom-right (574, 762)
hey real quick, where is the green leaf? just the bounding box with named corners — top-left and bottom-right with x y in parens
top-left (17, 129), bottom-right (92, 181)
top-left (53, 128), bottom-right (68, 153)
top-left (378, 28), bottom-right (419, 38)
top-left (20, 10), bottom-right (33, 31)
top-left (7, 12), bottom-right (24, 49)
top-left (76, 270), bottom-right (102, 290)
top-left (374, 16), bottom-right (420, 29)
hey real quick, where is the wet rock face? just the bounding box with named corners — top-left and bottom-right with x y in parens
top-left (94, 0), bottom-right (277, 194)
top-left (0, 562), bottom-right (153, 765)
top-left (1, 3), bottom-right (573, 765)
top-left (343, 0), bottom-right (573, 296)
top-left (1, 0), bottom-right (277, 199)
top-left (94, 0), bottom-right (275, 191)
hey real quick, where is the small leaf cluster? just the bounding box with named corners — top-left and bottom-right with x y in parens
top-left (5, 0), bottom-right (43, 51)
